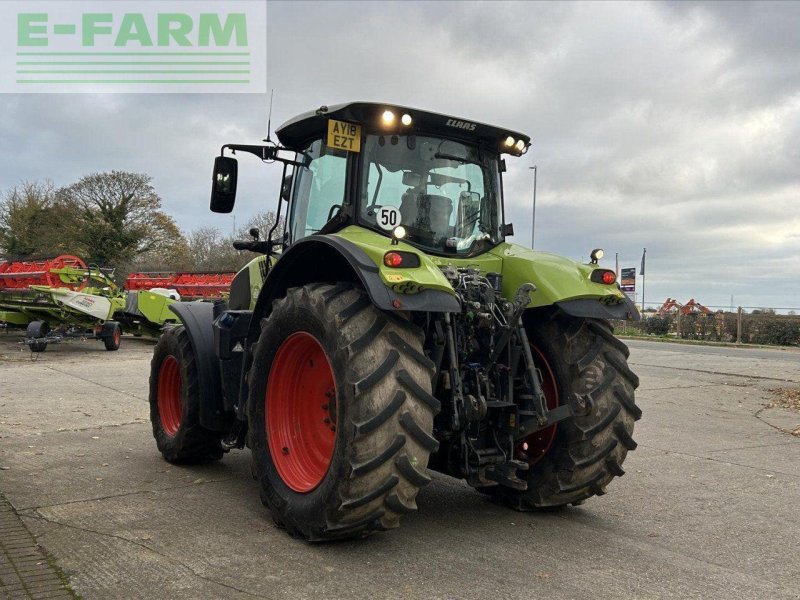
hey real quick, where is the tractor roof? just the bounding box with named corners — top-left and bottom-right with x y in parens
top-left (275, 101), bottom-right (531, 155)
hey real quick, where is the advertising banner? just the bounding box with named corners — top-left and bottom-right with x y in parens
top-left (620, 267), bottom-right (636, 293)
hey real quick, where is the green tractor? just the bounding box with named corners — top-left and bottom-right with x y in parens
top-left (148, 102), bottom-right (641, 541)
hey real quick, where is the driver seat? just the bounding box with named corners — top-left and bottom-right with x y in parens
top-left (400, 191), bottom-right (452, 239)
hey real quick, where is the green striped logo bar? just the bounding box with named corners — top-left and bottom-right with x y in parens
top-left (2, 1), bottom-right (266, 93)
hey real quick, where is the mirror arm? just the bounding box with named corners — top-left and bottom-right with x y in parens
top-left (221, 144), bottom-right (275, 161)
top-left (266, 160), bottom-right (288, 247)
top-left (220, 144), bottom-right (304, 168)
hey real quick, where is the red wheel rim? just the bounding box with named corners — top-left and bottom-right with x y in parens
top-left (113, 327), bottom-right (121, 347)
top-left (157, 355), bottom-right (182, 436)
top-left (266, 331), bottom-right (337, 493)
top-left (45, 255), bottom-right (88, 291)
top-left (516, 345), bottom-right (559, 466)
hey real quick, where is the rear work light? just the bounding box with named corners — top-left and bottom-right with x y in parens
top-left (383, 251), bottom-right (420, 268)
top-left (590, 269), bottom-right (617, 285)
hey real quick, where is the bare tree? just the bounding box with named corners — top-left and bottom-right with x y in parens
top-left (186, 226), bottom-right (245, 271)
top-left (242, 210), bottom-right (285, 242)
top-left (173, 211), bottom-right (283, 272)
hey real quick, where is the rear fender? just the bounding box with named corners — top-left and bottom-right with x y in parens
top-left (237, 235), bottom-right (459, 418)
top-left (168, 302), bottom-right (233, 431)
top-left (247, 235), bottom-right (460, 341)
top-left (556, 296), bottom-right (640, 321)
top-left (492, 244), bottom-right (640, 321)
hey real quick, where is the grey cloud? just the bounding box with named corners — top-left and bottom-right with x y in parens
top-left (0, 1), bottom-right (797, 309)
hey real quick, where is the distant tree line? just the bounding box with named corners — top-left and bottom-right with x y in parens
top-left (0, 173), bottom-right (282, 279)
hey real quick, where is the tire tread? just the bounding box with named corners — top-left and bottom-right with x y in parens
top-left (249, 283), bottom-right (438, 541)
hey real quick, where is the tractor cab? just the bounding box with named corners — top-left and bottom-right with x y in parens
top-left (211, 102), bottom-right (530, 258)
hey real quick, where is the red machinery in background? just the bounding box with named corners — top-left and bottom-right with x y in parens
top-left (1, 256), bottom-right (234, 300)
top-left (0, 255), bottom-right (90, 291)
top-left (124, 271), bottom-right (235, 300)
top-left (657, 298), bottom-right (712, 316)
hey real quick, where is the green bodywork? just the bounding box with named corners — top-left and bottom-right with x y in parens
top-left (238, 225), bottom-right (625, 311)
top-left (134, 290), bottom-right (179, 326)
top-left (0, 309), bottom-right (29, 325)
top-left (0, 281), bottom-right (177, 336)
top-left (240, 255), bottom-right (272, 310)
top-left (0, 285), bottom-right (122, 329)
top-left (0, 265), bottom-right (123, 329)
top-left (331, 226), bottom-right (625, 308)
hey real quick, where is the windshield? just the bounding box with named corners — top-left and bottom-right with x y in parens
top-left (359, 134), bottom-right (503, 255)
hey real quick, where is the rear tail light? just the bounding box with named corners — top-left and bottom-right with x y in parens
top-left (590, 269), bottom-right (617, 285)
top-left (383, 251), bottom-right (420, 268)
top-left (384, 252), bottom-right (403, 267)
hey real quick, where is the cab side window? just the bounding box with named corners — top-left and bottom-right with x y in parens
top-left (289, 139), bottom-right (348, 242)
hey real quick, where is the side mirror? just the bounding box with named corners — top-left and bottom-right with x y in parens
top-left (210, 156), bottom-right (238, 213)
top-left (281, 173), bottom-right (293, 201)
top-left (249, 227), bottom-right (260, 240)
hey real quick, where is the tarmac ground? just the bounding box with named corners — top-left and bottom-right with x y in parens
top-left (1, 332), bottom-right (799, 599)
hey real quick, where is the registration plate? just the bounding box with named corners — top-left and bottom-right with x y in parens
top-left (327, 119), bottom-right (361, 152)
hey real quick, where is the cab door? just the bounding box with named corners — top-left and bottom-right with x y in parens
top-left (288, 138), bottom-right (350, 243)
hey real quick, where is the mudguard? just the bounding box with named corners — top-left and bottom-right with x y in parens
top-left (247, 235), bottom-right (461, 341)
top-left (556, 295), bottom-right (641, 321)
top-left (489, 245), bottom-right (639, 320)
top-left (168, 302), bottom-right (231, 431)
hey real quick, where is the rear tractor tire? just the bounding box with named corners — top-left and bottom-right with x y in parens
top-left (148, 326), bottom-right (224, 463)
top-left (487, 311), bottom-right (641, 509)
top-left (247, 283), bottom-right (439, 541)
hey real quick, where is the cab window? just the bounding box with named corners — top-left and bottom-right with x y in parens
top-left (289, 139), bottom-right (348, 242)
top-left (360, 134), bottom-right (501, 255)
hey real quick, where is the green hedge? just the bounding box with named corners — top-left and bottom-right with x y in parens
top-left (612, 313), bottom-right (800, 347)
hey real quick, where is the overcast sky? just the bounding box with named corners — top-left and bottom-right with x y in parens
top-left (1, 1), bottom-right (798, 309)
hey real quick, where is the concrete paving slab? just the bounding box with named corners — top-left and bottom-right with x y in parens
top-left (705, 438), bottom-right (800, 476)
top-left (0, 427), bottom-right (241, 511)
top-left (757, 406), bottom-right (800, 434)
top-left (19, 469), bottom-right (800, 600)
top-left (635, 385), bottom-right (786, 454)
top-left (0, 337), bottom-right (153, 440)
top-left (626, 340), bottom-right (800, 383)
top-left (1, 335), bottom-right (799, 599)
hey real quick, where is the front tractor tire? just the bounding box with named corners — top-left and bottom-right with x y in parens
top-left (248, 283), bottom-right (439, 541)
top-left (488, 312), bottom-right (641, 510)
top-left (148, 326), bottom-right (224, 463)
